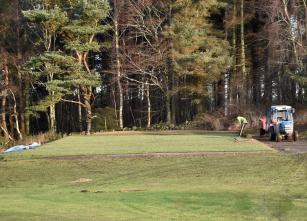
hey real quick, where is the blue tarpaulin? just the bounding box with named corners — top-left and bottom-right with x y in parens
top-left (3, 142), bottom-right (41, 154)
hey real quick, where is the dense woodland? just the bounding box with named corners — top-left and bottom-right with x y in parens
top-left (1, 0), bottom-right (307, 140)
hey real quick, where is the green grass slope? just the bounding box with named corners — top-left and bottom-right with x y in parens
top-left (0, 154), bottom-right (306, 221)
top-left (1, 133), bottom-right (305, 221)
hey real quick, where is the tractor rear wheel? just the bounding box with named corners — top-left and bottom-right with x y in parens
top-left (276, 133), bottom-right (282, 142)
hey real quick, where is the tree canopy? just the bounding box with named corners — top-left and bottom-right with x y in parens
top-left (1, 0), bottom-right (307, 140)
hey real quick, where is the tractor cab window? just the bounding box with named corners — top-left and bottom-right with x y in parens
top-left (277, 110), bottom-right (293, 121)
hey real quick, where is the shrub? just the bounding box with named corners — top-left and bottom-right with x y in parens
top-left (186, 111), bottom-right (226, 131)
top-left (1, 131), bottom-right (61, 150)
top-left (92, 107), bottom-right (119, 132)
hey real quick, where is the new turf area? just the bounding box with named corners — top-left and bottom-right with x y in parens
top-left (0, 132), bottom-right (306, 221)
top-left (15, 131), bottom-right (272, 158)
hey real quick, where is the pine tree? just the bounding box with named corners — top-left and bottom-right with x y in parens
top-left (62, 0), bottom-right (110, 134)
top-left (23, 51), bottom-right (88, 131)
top-left (166, 0), bottom-right (231, 115)
top-left (22, 3), bottom-right (69, 133)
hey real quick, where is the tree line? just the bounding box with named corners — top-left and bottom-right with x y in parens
top-left (0, 0), bottom-right (306, 141)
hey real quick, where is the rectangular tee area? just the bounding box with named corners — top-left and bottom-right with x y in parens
top-left (11, 131), bottom-right (273, 158)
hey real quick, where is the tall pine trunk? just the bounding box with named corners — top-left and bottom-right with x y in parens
top-left (17, 69), bottom-right (26, 135)
top-left (83, 87), bottom-right (92, 135)
top-left (240, 0), bottom-right (247, 104)
top-left (10, 90), bottom-right (23, 140)
top-left (1, 52), bottom-right (11, 140)
top-left (166, 4), bottom-right (174, 125)
top-left (114, 1), bottom-right (124, 129)
top-left (166, 92), bottom-right (172, 124)
top-left (251, 44), bottom-right (261, 104)
top-left (49, 104), bottom-right (56, 133)
top-left (263, 48), bottom-right (272, 104)
top-left (24, 82), bottom-right (30, 135)
top-left (76, 52), bottom-right (93, 135)
top-left (77, 89), bottom-right (82, 132)
top-left (171, 73), bottom-right (177, 124)
top-left (15, 0), bottom-right (25, 136)
top-left (231, 0), bottom-right (238, 110)
top-left (146, 82), bottom-right (151, 128)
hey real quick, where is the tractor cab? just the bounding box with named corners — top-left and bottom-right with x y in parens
top-left (260, 105), bottom-right (298, 142)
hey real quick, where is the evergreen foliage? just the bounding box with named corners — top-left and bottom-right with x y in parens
top-left (1, 0), bottom-right (307, 138)
top-left (167, 0), bottom-right (231, 95)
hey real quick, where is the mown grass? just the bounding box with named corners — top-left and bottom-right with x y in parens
top-left (9, 132), bottom-right (272, 159)
top-left (0, 133), bottom-right (306, 221)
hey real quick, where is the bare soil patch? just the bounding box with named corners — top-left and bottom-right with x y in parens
top-left (256, 136), bottom-right (307, 154)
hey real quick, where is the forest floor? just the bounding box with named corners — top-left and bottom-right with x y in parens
top-left (0, 132), bottom-right (307, 221)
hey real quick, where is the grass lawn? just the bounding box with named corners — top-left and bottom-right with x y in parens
top-left (12, 132), bottom-right (272, 158)
top-left (0, 132), bottom-right (306, 221)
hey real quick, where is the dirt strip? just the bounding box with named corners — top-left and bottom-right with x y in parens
top-left (47, 151), bottom-right (274, 161)
top-left (260, 141), bottom-right (307, 154)
top-left (255, 136), bottom-right (307, 154)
